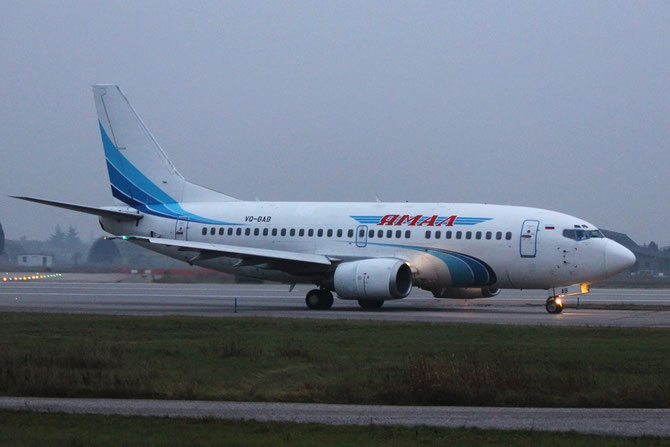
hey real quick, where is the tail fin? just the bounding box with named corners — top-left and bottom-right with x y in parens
top-left (93, 84), bottom-right (236, 211)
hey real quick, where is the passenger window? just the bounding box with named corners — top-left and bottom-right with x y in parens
top-left (377, 230), bottom-right (383, 238)
top-left (317, 229), bottom-right (323, 237)
top-left (272, 228), bottom-right (278, 236)
top-left (466, 231), bottom-right (472, 240)
top-left (210, 227), bottom-right (216, 236)
top-left (475, 231), bottom-right (481, 240)
top-left (386, 230), bottom-right (393, 238)
top-left (425, 230), bottom-right (431, 239)
top-left (486, 231), bottom-right (492, 240)
top-left (281, 228), bottom-right (287, 236)
top-left (219, 228), bottom-right (224, 236)
top-left (348, 229), bottom-right (354, 238)
top-left (290, 229), bottom-right (296, 236)
top-left (327, 229), bottom-right (333, 237)
top-left (228, 228), bottom-right (233, 236)
top-left (456, 231), bottom-right (462, 239)
top-left (245, 228), bottom-right (251, 236)
top-left (496, 231), bottom-right (502, 240)
top-left (505, 232), bottom-right (512, 240)
top-left (202, 228), bottom-right (207, 236)
top-left (308, 229), bottom-right (314, 237)
top-left (435, 231), bottom-right (441, 239)
top-left (254, 228), bottom-right (260, 236)
top-left (337, 229), bottom-right (343, 237)
top-left (395, 230), bottom-right (401, 238)
top-left (263, 228), bottom-right (269, 236)
top-left (299, 229), bottom-right (305, 237)
top-left (446, 231), bottom-right (452, 239)
top-left (236, 228), bottom-right (242, 236)
top-left (368, 230), bottom-right (375, 238)
top-left (405, 230), bottom-right (411, 238)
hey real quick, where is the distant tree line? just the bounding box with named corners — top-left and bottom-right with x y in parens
top-left (0, 221), bottom-right (4, 255)
top-left (48, 224), bottom-right (83, 250)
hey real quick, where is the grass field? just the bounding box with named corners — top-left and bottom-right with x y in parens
top-left (0, 312), bottom-right (668, 407)
top-left (1, 411), bottom-right (668, 447)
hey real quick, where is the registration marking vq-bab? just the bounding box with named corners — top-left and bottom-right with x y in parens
top-left (13, 85), bottom-right (636, 314)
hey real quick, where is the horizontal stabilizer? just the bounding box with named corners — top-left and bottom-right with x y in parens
top-left (112, 236), bottom-right (333, 265)
top-left (11, 196), bottom-right (143, 221)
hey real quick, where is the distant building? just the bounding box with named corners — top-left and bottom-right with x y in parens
top-left (17, 254), bottom-right (53, 268)
top-left (601, 230), bottom-right (670, 276)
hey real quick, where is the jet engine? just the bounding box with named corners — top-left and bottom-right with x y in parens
top-left (333, 259), bottom-right (412, 300)
top-left (432, 287), bottom-right (500, 299)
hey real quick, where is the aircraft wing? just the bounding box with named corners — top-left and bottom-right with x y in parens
top-left (113, 236), bottom-right (333, 266)
top-left (11, 196), bottom-right (143, 221)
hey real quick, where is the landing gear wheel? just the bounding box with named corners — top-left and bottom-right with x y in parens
top-left (545, 297), bottom-right (564, 314)
top-left (305, 289), bottom-right (334, 310)
top-left (357, 299), bottom-right (384, 310)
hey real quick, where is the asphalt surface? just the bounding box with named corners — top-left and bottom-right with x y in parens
top-left (1, 278), bottom-right (669, 327)
top-left (1, 397), bottom-right (668, 437)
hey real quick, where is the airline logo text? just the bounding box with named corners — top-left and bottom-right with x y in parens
top-left (350, 215), bottom-right (493, 226)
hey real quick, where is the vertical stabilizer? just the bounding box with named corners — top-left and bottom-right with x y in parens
top-left (93, 84), bottom-right (236, 209)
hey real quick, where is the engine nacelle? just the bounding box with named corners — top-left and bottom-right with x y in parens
top-left (334, 259), bottom-right (412, 300)
top-left (432, 287), bottom-right (500, 299)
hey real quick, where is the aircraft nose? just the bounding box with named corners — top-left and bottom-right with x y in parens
top-left (605, 240), bottom-right (636, 276)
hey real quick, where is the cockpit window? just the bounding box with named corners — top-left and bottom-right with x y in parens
top-left (562, 228), bottom-right (603, 241)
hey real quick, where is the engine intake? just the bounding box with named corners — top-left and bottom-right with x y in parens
top-left (432, 287), bottom-right (500, 299)
top-left (334, 259), bottom-right (412, 300)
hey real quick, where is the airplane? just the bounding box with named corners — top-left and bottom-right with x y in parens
top-left (13, 84), bottom-right (636, 314)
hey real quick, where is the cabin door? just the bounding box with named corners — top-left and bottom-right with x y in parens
top-left (520, 220), bottom-right (539, 258)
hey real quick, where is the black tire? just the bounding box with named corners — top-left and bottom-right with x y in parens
top-left (306, 289), bottom-right (321, 310)
top-left (358, 299), bottom-right (384, 310)
top-left (305, 289), bottom-right (334, 310)
top-left (555, 300), bottom-right (564, 314)
top-left (319, 290), bottom-right (334, 310)
top-left (545, 298), bottom-right (563, 314)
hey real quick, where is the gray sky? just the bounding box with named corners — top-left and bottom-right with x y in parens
top-left (1, 1), bottom-right (668, 245)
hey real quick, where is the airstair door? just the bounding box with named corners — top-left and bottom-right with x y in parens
top-left (520, 220), bottom-right (539, 258)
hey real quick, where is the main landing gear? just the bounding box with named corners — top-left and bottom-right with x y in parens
top-left (357, 300), bottom-right (384, 310)
top-left (545, 296), bottom-right (564, 314)
top-left (305, 288), bottom-right (334, 310)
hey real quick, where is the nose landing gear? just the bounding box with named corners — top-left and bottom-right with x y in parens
top-left (546, 296), bottom-right (564, 314)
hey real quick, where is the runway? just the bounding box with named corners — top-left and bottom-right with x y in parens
top-left (1, 278), bottom-right (669, 327)
top-left (1, 397), bottom-right (668, 437)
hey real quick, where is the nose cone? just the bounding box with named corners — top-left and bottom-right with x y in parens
top-left (605, 240), bottom-right (636, 276)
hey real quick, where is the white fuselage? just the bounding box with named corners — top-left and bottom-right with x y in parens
top-left (100, 201), bottom-right (632, 293)
top-left (16, 85), bottom-right (637, 313)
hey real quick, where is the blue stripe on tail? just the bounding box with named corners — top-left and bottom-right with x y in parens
top-left (99, 122), bottom-right (234, 225)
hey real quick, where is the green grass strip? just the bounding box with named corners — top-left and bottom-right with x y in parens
top-left (0, 313), bottom-right (668, 407)
top-left (1, 412), bottom-right (668, 446)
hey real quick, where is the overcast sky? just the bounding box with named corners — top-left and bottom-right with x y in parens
top-left (1, 1), bottom-right (668, 245)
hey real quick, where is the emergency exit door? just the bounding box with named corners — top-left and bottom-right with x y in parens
top-left (175, 219), bottom-right (188, 241)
